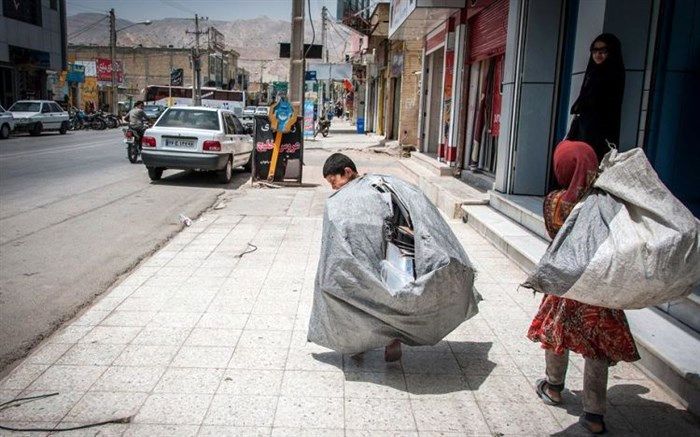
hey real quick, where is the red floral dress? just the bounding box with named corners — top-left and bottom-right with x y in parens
top-left (526, 190), bottom-right (640, 363)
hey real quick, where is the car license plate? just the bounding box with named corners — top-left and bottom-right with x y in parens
top-left (124, 138), bottom-right (134, 144)
top-left (164, 138), bottom-right (196, 149)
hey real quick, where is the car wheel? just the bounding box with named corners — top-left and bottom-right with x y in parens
top-left (147, 167), bottom-right (163, 181)
top-left (217, 157), bottom-right (233, 184)
top-left (59, 121), bottom-right (68, 135)
top-left (0, 124), bottom-right (9, 139)
top-left (243, 152), bottom-right (253, 172)
top-left (30, 122), bottom-right (42, 136)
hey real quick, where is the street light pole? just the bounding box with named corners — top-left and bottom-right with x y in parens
top-left (289, 0), bottom-right (304, 112)
top-left (109, 8), bottom-right (117, 114)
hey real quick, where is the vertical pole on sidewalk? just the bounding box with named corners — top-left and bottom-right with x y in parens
top-left (289, 0), bottom-right (305, 114)
top-left (109, 8), bottom-right (117, 114)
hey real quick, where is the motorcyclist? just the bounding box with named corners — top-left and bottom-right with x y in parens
top-left (125, 101), bottom-right (148, 139)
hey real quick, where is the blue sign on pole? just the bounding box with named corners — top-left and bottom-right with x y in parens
top-left (304, 70), bottom-right (317, 81)
top-left (66, 64), bottom-right (85, 84)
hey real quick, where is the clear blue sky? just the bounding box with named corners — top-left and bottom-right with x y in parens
top-left (66, 0), bottom-right (340, 22)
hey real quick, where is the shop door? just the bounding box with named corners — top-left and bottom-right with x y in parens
top-left (424, 47), bottom-right (444, 155)
top-left (391, 76), bottom-right (401, 140)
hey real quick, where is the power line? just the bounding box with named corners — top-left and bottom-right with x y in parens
top-left (68, 15), bottom-right (109, 38)
top-left (159, 0), bottom-right (197, 15)
top-left (66, 0), bottom-right (106, 14)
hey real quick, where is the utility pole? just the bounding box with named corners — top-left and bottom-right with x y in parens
top-left (109, 8), bottom-right (117, 113)
top-left (289, 0), bottom-right (304, 112)
top-left (319, 6), bottom-right (328, 115)
top-left (187, 14), bottom-right (204, 105)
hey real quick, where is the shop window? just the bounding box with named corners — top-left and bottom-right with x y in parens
top-left (2, 0), bottom-right (42, 26)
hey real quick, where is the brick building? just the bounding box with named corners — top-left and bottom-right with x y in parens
top-left (67, 44), bottom-right (241, 107)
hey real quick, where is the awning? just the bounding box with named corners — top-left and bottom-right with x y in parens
top-left (389, 0), bottom-right (465, 40)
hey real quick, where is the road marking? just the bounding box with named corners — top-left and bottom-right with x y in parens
top-left (0, 141), bottom-right (117, 160)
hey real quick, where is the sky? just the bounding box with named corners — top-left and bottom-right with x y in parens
top-left (66, 0), bottom-right (341, 22)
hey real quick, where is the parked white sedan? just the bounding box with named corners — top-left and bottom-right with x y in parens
top-left (0, 104), bottom-right (15, 139)
top-left (8, 100), bottom-right (69, 136)
top-left (141, 106), bottom-right (253, 183)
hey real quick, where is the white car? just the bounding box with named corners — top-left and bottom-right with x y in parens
top-left (255, 106), bottom-right (269, 116)
top-left (8, 100), bottom-right (69, 136)
top-left (140, 106), bottom-right (254, 183)
top-left (0, 105), bottom-right (15, 139)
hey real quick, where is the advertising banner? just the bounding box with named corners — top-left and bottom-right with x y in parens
top-left (303, 98), bottom-right (315, 138)
top-left (96, 58), bottom-right (124, 83)
top-left (74, 60), bottom-right (97, 77)
top-left (252, 116), bottom-right (303, 183)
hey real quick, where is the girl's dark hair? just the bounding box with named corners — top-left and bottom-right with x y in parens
top-left (587, 33), bottom-right (624, 73)
top-left (323, 153), bottom-right (357, 177)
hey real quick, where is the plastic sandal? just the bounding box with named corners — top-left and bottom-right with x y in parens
top-left (535, 378), bottom-right (562, 405)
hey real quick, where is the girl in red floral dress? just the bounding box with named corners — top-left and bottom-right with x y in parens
top-left (527, 139), bottom-right (640, 434)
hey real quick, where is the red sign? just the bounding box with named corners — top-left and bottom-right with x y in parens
top-left (96, 58), bottom-right (124, 83)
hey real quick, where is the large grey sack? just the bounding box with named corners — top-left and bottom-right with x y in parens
top-left (307, 174), bottom-right (480, 354)
top-left (523, 148), bottom-right (700, 309)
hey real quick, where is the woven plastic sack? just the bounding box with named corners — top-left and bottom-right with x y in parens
top-left (523, 148), bottom-right (700, 309)
top-left (308, 174), bottom-right (480, 354)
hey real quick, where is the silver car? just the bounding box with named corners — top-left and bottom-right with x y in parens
top-left (8, 100), bottom-right (69, 136)
top-left (140, 106), bottom-right (254, 183)
top-left (0, 105), bottom-right (15, 139)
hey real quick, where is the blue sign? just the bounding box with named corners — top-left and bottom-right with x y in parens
top-left (67, 64), bottom-right (85, 84)
top-left (304, 70), bottom-right (317, 81)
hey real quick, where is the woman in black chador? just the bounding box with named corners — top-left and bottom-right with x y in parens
top-left (568, 33), bottom-right (625, 161)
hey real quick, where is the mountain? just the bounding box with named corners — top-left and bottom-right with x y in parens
top-left (67, 13), bottom-right (353, 81)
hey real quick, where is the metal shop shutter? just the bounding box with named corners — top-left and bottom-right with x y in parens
top-left (469, 0), bottom-right (509, 63)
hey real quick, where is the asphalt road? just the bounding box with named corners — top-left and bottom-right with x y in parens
top-left (0, 129), bottom-right (250, 373)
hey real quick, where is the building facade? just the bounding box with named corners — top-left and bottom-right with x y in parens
top-left (0, 0), bottom-right (67, 107)
top-left (67, 44), bottom-right (240, 109)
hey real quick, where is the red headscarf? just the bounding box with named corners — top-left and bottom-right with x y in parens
top-left (553, 140), bottom-right (599, 203)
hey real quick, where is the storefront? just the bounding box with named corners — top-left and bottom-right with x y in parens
top-left (460, 0), bottom-right (508, 177)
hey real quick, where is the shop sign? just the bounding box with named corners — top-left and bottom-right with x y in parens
top-left (389, 0), bottom-right (416, 37)
top-left (67, 64), bottom-right (85, 84)
top-left (170, 68), bottom-right (184, 86)
top-left (74, 60), bottom-right (97, 77)
top-left (96, 58), bottom-right (124, 83)
top-left (303, 99), bottom-right (315, 138)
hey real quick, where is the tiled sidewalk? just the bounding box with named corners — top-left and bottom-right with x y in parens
top-left (0, 151), bottom-right (697, 436)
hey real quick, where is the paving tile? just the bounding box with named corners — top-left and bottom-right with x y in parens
top-left (154, 368), bottom-right (224, 394)
top-left (607, 378), bottom-right (685, 408)
top-left (170, 346), bottom-right (234, 368)
top-left (100, 311), bottom-right (156, 327)
top-left (344, 372), bottom-right (408, 399)
top-left (343, 350), bottom-right (403, 374)
top-left (0, 390), bottom-right (84, 422)
top-left (274, 396), bottom-right (343, 429)
top-left (65, 391), bottom-right (148, 422)
top-left (616, 404), bottom-right (699, 436)
top-left (131, 326), bottom-right (192, 346)
top-left (345, 432), bottom-right (418, 437)
top-left (123, 424), bottom-right (199, 436)
top-left (271, 428), bottom-right (344, 437)
top-left (411, 398), bottom-right (490, 434)
top-left (477, 400), bottom-right (560, 435)
top-left (149, 312), bottom-right (203, 328)
top-left (113, 345), bottom-right (179, 367)
top-left (198, 426), bottom-right (272, 436)
top-left (228, 348), bottom-right (288, 370)
top-left (48, 325), bottom-right (93, 343)
top-left (78, 326), bottom-right (142, 344)
top-left (24, 343), bottom-right (73, 366)
top-left (185, 328), bottom-right (242, 347)
top-left (285, 349), bottom-right (343, 372)
top-left (280, 371), bottom-right (344, 398)
top-left (217, 369), bottom-right (284, 396)
top-left (466, 374), bottom-right (535, 403)
top-left (197, 313), bottom-right (249, 330)
top-left (401, 352), bottom-right (461, 375)
top-left (91, 366), bottom-right (165, 392)
top-left (245, 314), bottom-right (296, 331)
top-left (344, 398), bottom-right (415, 431)
top-left (203, 395), bottom-right (277, 427)
top-left (71, 309), bottom-right (112, 326)
top-left (27, 365), bottom-right (105, 391)
top-left (404, 374), bottom-right (471, 400)
top-left (135, 393), bottom-right (213, 425)
top-left (55, 422), bottom-right (128, 436)
top-left (237, 330), bottom-right (292, 349)
top-left (251, 300), bottom-right (299, 315)
top-left (455, 352), bottom-right (522, 377)
top-left (546, 404), bottom-right (636, 435)
top-left (56, 343), bottom-right (126, 366)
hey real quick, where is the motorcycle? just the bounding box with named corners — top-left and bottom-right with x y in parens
top-left (123, 126), bottom-right (142, 163)
top-left (104, 113), bottom-right (121, 129)
top-left (314, 116), bottom-right (331, 138)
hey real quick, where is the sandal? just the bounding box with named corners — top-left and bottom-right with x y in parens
top-left (384, 339), bottom-right (402, 362)
top-left (579, 413), bottom-right (607, 434)
top-left (535, 378), bottom-right (563, 405)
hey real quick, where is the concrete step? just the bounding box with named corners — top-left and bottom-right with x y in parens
top-left (399, 158), bottom-right (488, 219)
top-left (489, 192), bottom-right (550, 241)
top-left (461, 204), bottom-right (548, 273)
top-left (410, 151), bottom-right (453, 177)
top-left (461, 203), bottom-right (700, 415)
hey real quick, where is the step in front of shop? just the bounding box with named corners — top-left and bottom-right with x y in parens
top-left (461, 202), bottom-right (700, 417)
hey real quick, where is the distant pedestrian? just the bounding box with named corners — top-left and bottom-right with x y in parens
top-left (527, 140), bottom-right (640, 435)
top-left (567, 33), bottom-right (625, 161)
